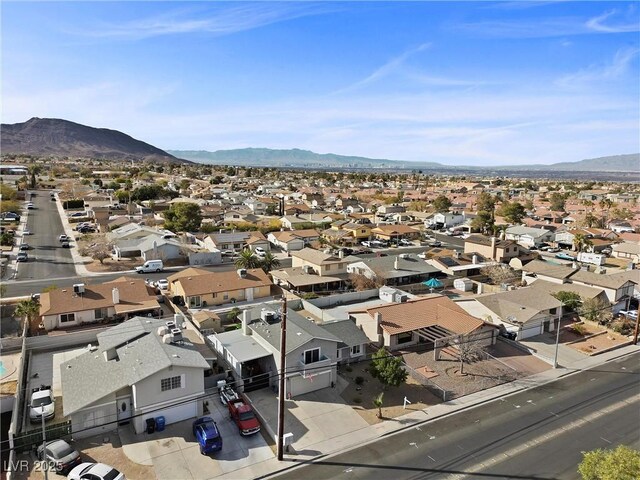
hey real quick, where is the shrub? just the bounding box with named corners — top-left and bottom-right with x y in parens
top-left (355, 376), bottom-right (364, 385)
top-left (611, 319), bottom-right (633, 336)
top-left (572, 323), bottom-right (587, 336)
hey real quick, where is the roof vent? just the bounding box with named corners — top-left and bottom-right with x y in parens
top-left (73, 283), bottom-right (85, 294)
top-left (237, 268), bottom-right (247, 278)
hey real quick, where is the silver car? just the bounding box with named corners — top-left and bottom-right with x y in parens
top-left (37, 439), bottom-right (81, 474)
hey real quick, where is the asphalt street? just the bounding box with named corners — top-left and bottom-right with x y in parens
top-left (15, 191), bottom-right (76, 281)
top-left (274, 353), bottom-right (640, 480)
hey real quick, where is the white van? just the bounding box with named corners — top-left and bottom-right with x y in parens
top-left (135, 259), bottom-right (164, 273)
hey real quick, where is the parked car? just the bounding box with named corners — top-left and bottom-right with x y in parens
top-left (26, 202), bottom-right (35, 210)
top-left (228, 398), bottom-right (261, 435)
top-left (19, 243), bottom-right (30, 250)
top-left (67, 463), bottom-right (125, 480)
top-left (555, 252), bottom-right (576, 261)
top-left (50, 196), bottom-right (56, 201)
top-left (418, 252), bottom-right (428, 259)
top-left (221, 250), bottom-right (236, 257)
top-left (22, 229), bottom-right (31, 235)
top-left (29, 385), bottom-right (55, 423)
top-left (429, 241), bottom-right (442, 247)
top-left (193, 417), bottom-right (223, 455)
top-left (61, 241), bottom-right (71, 248)
top-left (254, 247), bottom-right (266, 257)
top-left (68, 212), bottom-right (85, 218)
top-left (620, 310), bottom-right (638, 320)
top-left (16, 252), bottom-right (28, 262)
top-left (37, 439), bottom-right (81, 474)
top-left (546, 247), bottom-right (560, 253)
top-left (59, 234), bottom-right (69, 242)
top-left (156, 279), bottom-right (169, 290)
top-left (399, 239), bottom-right (413, 246)
top-left (360, 241), bottom-right (371, 248)
top-left (135, 259), bottom-right (163, 273)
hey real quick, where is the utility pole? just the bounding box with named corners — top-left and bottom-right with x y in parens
top-left (277, 296), bottom-right (288, 461)
top-left (633, 312), bottom-right (639, 346)
top-left (553, 303), bottom-right (563, 369)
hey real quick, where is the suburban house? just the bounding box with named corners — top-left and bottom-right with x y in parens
top-left (567, 270), bottom-right (638, 313)
top-left (320, 319), bottom-right (370, 364)
top-left (426, 212), bottom-right (466, 229)
top-left (112, 236), bottom-right (188, 262)
top-left (350, 295), bottom-right (497, 353)
top-left (209, 305), bottom-right (341, 398)
top-left (520, 260), bottom-right (580, 285)
top-left (204, 231), bottom-right (268, 253)
top-left (371, 224), bottom-right (421, 242)
top-left (463, 235), bottom-right (521, 263)
top-left (346, 254), bottom-right (441, 286)
top-left (39, 277), bottom-right (161, 331)
top-left (612, 242), bottom-right (640, 264)
top-left (280, 214), bottom-right (329, 230)
top-left (470, 284), bottom-right (564, 339)
top-left (290, 247), bottom-right (354, 276)
top-left (377, 204), bottom-right (406, 215)
top-left (267, 229), bottom-right (320, 252)
top-left (168, 268), bottom-right (274, 309)
top-left (426, 252), bottom-right (494, 277)
top-left (505, 226), bottom-right (554, 248)
top-left (61, 317), bottom-right (210, 438)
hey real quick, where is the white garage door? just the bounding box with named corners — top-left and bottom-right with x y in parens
top-left (156, 400), bottom-right (197, 426)
top-left (288, 371), bottom-right (331, 398)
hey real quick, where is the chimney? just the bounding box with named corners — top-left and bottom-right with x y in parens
top-left (394, 257), bottom-right (399, 270)
top-left (338, 250), bottom-right (344, 259)
top-left (241, 309), bottom-right (251, 336)
top-left (472, 254), bottom-right (478, 264)
top-left (491, 236), bottom-right (497, 259)
top-left (374, 312), bottom-right (383, 345)
top-left (112, 287), bottom-right (120, 304)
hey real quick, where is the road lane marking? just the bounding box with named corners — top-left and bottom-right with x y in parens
top-left (455, 393), bottom-right (640, 479)
top-left (409, 442), bottom-right (418, 448)
top-left (600, 437), bottom-right (612, 444)
top-left (428, 455), bottom-right (436, 462)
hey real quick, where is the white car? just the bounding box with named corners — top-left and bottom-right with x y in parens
top-left (23, 229), bottom-right (31, 236)
top-left (68, 463), bottom-right (125, 480)
top-left (620, 310), bottom-right (638, 320)
top-left (29, 386), bottom-right (55, 423)
top-left (59, 234), bottom-right (69, 242)
top-left (361, 241), bottom-right (371, 248)
top-left (399, 239), bottom-right (413, 246)
top-left (254, 247), bottom-right (266, 257)
top-left (418, 252), bottom-right (428, 259)
top-left (26, 202), bottom-right (35, 209)
top-left (156, 279), bottom-right (169, 290)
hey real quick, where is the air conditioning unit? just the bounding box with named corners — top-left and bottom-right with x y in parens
top-left (261, 310), bottom-right (276, 323)
top-left (237, 268), bottom-right (247, 278)
top-left (73, 284), bottom-right (85, 294)
top-left (170, 328), bottom-right (183, 343)
top-left (302, 265), bottom-right (312, 274)
top-left (165, 321), bottom-right (176, 330)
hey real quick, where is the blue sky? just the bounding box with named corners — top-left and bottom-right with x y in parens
top-left (2, 1), bottom-right (639, 166)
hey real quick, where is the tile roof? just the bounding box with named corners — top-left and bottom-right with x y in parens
top-left (39, 277), bottom-right (159, 317)
top-left (366, 295), bottom-right (484, 335)
top-left (173, 268), bottom-right (273, 297)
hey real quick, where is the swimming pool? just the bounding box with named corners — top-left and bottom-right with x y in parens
top-left (0, 361), bottom-right (6, 377)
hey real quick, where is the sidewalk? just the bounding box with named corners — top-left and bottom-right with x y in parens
top-left (219, 343), bottom-right (640, 480)
top-left (54, 193), bottom-right (93, 276)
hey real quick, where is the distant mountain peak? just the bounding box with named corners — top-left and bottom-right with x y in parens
top-left (1, 117), bottom-right (186, 163)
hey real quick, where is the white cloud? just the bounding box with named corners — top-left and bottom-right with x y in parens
top-left (556, 46), bottom-right (639, 87)
top-left (72, 3), bottom-right (337, 40)
top-left (586, 9), bottom-right (640, 33)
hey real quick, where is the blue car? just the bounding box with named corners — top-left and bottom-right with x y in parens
top-left (193, 417), bottom-right (222, 454)
top-left (555, 253), bottom-right (576, 261)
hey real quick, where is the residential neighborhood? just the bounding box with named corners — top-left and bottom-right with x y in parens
top-left (1, 159), bottom-right (639, 480)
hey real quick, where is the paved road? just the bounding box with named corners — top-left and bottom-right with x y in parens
top-left (3, 257), bottom-right (293, 298)
top-left (274, 353), bottom-right (640, 480)
top-left (15, 191), bottom-right (76, 281)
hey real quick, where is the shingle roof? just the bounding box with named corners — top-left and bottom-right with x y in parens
top-left (353, 255), bottom-right (439, 279)
top-left (465, 234), bottom-right (515, 249)
top-left (173, 268), bottom-right (273, 297)
top-left (39, 277), bottom-right (159, 317)
top-left (366, 295), bottom-right (484, 335)
top-left (61, 317), bottom-right (210, 415)
top-left (522, 260), bottom-right (580, 279)
top-left (569, 270), bottom-right (639, 289)
top-left (475, 287), bottom-right (562, 323)
top-left (321, 319), bottom-right (371, 348)
top-left (371, 225), bottom-right (420, 235)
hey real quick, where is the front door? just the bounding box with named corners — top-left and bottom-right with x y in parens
top-left (543, 320), bottom-right (550, 332)
top-left (117, 396), bottom-right (132, 425)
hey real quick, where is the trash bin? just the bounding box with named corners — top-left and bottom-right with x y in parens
top-left (156, 416), bottom-right (165, 432)
top-left (146, 418), bottom-right (156, 434)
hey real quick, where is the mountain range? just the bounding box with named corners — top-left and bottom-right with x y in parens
top-left (1, 117), bottom-right (180, 163)
top-left (1, 118), bottom-right (637, 173)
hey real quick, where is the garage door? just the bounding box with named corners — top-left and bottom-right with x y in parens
top-left (288, 371), bottom-right (331, 398)
top-left (156, 400), bottom-right (197, 426)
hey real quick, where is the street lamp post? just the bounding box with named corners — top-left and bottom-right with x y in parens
top-left (553, 303), bottom-right (563, 369)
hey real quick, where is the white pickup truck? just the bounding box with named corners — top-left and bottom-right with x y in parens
top-left (30, 385), bottom-right (55, 424)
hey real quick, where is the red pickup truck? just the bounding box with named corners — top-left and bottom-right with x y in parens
top-left (228, 398), bottom-right (261, 436)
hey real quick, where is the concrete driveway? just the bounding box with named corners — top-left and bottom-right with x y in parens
top-left (247, 379), bottom-right (370, 455)
top-left (519, 331), bottom-right (587, 367)
top-left (119, 392), bottom-right (274, 480)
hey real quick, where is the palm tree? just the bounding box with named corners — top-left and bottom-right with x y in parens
top-left (573, 233), bottom-right (593, 253)
top-left (260, 252), bottom-right (281, 273)
top-left (27, 164), bottom-right (41, 189)
top-left (372, 392), bottom-right (384, 419)
top-left (15, 298), bottom-right (41, 335)
top-left (234, 250), bottom-right (261, 269)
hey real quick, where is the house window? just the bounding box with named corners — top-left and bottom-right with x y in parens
top-left (160, 375), bottom-right (182, 392)
top-left (351, 345), bottom-right (362, 356)
top-left (303, 348), bottom-right (320, 364)
top-left (550, 308), bottom-right (557, 315)
top-left (326, 265), bottom-right (331, 271)
top-left (223, 293), bottom-right (229, 300)
top-left (189, 296), bottom-right (202, 308)
top-left (397, 332), bottom-right (413, 344)
top-left (94, 308), bottom-right (107, 320)
top-left (60, 313), bottom-right (75, 323)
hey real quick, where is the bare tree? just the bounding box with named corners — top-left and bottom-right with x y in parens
top-left (348, 271), bottom-right (385, 291)
top-left (480, 264), bottom-right (518, 285)
top-left (79, 233), bottom-right (114, 265)
top-left (455, 332), bottom-right (487, 375)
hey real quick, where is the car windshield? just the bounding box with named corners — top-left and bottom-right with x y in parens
top-left (103, 468), bottom-right (122, 480)
top-left (32, 397), bottom-right (52, 407)
top-left (238, 411), bottom-right (255, 421)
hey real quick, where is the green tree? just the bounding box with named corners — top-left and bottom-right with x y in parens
top-left (15, 298), bottom-right (41, 335)
top-left (578, 445), bottom-right (640, 480)
top-left (471, 211), bottom-right (494, 234)
top-left (163, 202), bottom-right (202, 232)
top-left (234, 250), bottom-right (262, 269)
top-left (432, 195), bottom-right (452, 213)
top-left (369, 348), bottom-right (408, 389)
top-left (372, 392), bottom-right (384, 419)
top-left (549, 192), bottom-right (566, 212)
top-left (498, 201), bottom-right (526, 224)
top-left (476, 192), bottom-right (495, 213)
top-left (579, 297), bottom-right (612, 325)
top-left (573, 233), bottom-right (593, 253)
top-left (551, 291), bottom-right (582, 311)
top-left (0, 184), bottom-right (18, 200)
top-left (259, 252), bottom-right (281, 273)
top-left (227, 307), bottom-right (242, 322)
